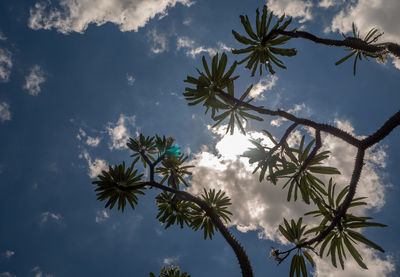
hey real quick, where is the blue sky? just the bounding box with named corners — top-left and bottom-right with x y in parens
top-left (0, 0), bottom-right (399, 276)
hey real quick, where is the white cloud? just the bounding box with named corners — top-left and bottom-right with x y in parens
top-left (40, 211), bottom-right (62, 225)
top-left (76, 128), bottom-right (100, 147)
top-left (126, 73), bottom-right (135, 86)
top-left (177, 36), bottom-right (231, 58)
top-left (187, 119), bottom-right (390, 248)
top-left (23, 65), bottom-right (46, 96)
top-left (0, 102), bottom-right (11, 122)
top-left (4, 250), bottom-right (15, 259)
top-left (391, 55), bottom-right (400, 70)
top-left (147, 28), bottom-right (168, 54)
top-left (28, 0), bottom-right (193, 34)
top-left (0, 273), bottom-right (14, 277)
top-left (183, 17), bottom-right (192, 25)
top-left (0, 30), bottom-right (6, 41)
top-left (77, 128), bottom-right (86, 139)
top-left (163, 256), bottom-right (180, 265)
top-left (249, 75), bottom-right (278, 100)
top-left (313, 246), bottom-right (395, 276)
top-left (176, 37), bottom-right (195, 50)
top-left (31, 266), bottom-right (53, 277)
top-left (0, 48), bottom-right (12, 82)
top-left (329, 0), bottom-right (400, 44)
top-left (86, 136), bottom-right (101, 147)
top-left (106, 114), bottom-right (136, 150)
top-left (266, 0), bottom-right (313, 23)
top-left (95, 210), bottom-right (110, 223)
top-left (80, 150), bottom-right (108, 178)
top-left (318, 0), bottom-right (337, 8)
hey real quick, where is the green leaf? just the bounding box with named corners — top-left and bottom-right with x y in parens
top-left (240, 15), bottom-right (258, 41)
top-left (303, 251), bottom-right (314, 268)
top-left (202, 56), bottom-right (212, 79)
top-left (279, 225), bottom-right (294, 242)
top-left (347, 230), bottom-right (385, 252)
top-left (211, 53), bottom-right (219, 77)
top-left (320, 232), bottom-right (335, 257)
top-left (335, 51), bottom-right (356, 66)
top-left (217, 53), bottom-right (228, 79)
top-left (343, 235), bottom-right (368, 269)
top-left (232, 30), bottom-right (257, 45)
top-left (290, 254), bottom-right (297, 277)
top-left (299, 255), bottom-right (307, 277)
top-left (308, 166), bottom-right (340, 175)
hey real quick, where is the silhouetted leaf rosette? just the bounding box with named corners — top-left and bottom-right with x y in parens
top-left (156, 155), bottom-right (194, 188)
top-left (242, 134), bottom-right (340, 204)
top-left (155, 135), bottom-right (178, 157)
top-left (150, 265), bottom-right (191, 277)
top-left (127, 134), bottom-right (157, 167)
top-left (276, 218), bottom-right (315, 277)
top-left (183, 53), bottom-right (239, 118)
top-left (304, 180), bottom-right (387, 270)
top-left (232, 6), bottom-right (296, 76)
top-left (156, 191), bottom-right (192, 229)
top-left (211, 80), bottom-right (264, 135)
top-left (335, 22), bottom-right (386, 75)
top-left (190, 189), bottom-right (232, 239)
top-left (92, 159), bottom-right (144, 212)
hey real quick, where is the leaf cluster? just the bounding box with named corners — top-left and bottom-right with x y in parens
top-left (305, 180), bottom-right (387, 269)
top-left (155, 188), bottom-right (232, 240)
top-left (183, 53), bottom-right (238, 117)
top-left (92, 159), bottom-right (144, 212)
top-left (150, 266), bottom-right (190, 277)
top-left (242, 135), bottom-right (340, 204)
top-left (156, 154), bottom-right (193, 188)
top-left (232, 6), bottom-right (296, 76)
top-left (278, 218), bottom-right (315, 277)
top-left (335, 23), bottom-right (385, 75)
top-left (156, 191), bottom-right (192, 229)
top-left (190, 188), bottom-right (232, 239)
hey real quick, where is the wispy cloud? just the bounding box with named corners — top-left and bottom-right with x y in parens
top-left (0, 272), bottom-right (15, 277)
top-left (163, 256), bottom-right (180, 265)
top-left (176, 37), bottom-right (231, 58)
top-left (28, 0), bottom-right (193, 34)
top-left (183, 17), bottom-right (192, 25)
top-left (106, 114), bottom-right (136, 150)
top-left (40, 211), bottom-right (62, 225)
top-left (270, 103), bottom-right (310, 127)
top-left (86, 136), bottom-right (100, 147)
top-left (80, 150), bottom-right (108, 178)
top-left (249, 75), bottom-right (278, 100)
top-left (95, 210), bottom-right (110, 223)
top-left (0, 48), bottom-right (12, 82)
top-left (126, 73), bottom-right (135, 86)
top-left (318, 0), bottom-right (338, 8)
top-left (31, 266), bottom-right (53, 277)
top-left (0, 29), bottom-right (6, 41)
top-left (1, 250), bottom-right (15, 260)
top-left (76, 128), bottom-right (101, 147)
top-left (147, 28), bottom-right (168, 54)
top-left (0, 102), bottom-right (11, 122)
top-left (23, 65), bottom-right (46, 96)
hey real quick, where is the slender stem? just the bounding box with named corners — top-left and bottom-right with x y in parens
top-left (264, 29), bottom-right (400, 58)
top-left (216, 87), bottom-right (361, 147)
